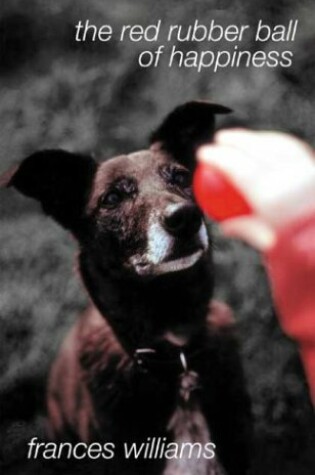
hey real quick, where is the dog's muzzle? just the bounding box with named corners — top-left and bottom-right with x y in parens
top-left (129, 204), bottom-right (209, 277)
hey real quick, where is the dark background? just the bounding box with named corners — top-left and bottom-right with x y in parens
top-left (0, 1), bottom-right (315, 474)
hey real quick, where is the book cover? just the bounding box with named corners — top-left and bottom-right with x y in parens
top-left (0, 1), bottom-right (314, 474)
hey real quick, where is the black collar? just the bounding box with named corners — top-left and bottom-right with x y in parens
top-left (132, 341), bottom-right (207, 402)
top-left (133, 345), bottom-right (204, 373)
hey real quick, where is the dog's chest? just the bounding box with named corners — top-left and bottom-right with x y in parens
top-left (163, 374), bottom-right (225, 475)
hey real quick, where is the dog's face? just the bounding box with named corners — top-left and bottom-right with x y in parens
top-left (86, 149), bottom-right (208, 277)
top-left (4, 101), bottom-right (230, 281)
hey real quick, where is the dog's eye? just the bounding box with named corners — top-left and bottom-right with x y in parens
top-left (171, 169), bottom-right (191, 188)
top-left (100, 190), bottom-right (123, 208)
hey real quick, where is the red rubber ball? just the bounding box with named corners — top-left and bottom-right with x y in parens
top-left (193, 162), bottom-right (253, 221)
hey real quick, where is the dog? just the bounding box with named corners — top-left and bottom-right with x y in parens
top-left (4, 102), bottom-right (253, 475)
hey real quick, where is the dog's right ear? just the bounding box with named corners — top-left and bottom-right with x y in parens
top-left (150, 101), bottom-right (231, 170)
top-left (3, 150), bottom-right (97, 233)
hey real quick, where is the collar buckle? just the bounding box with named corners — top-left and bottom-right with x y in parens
top-left (134, 348), bottom-right (156, 370)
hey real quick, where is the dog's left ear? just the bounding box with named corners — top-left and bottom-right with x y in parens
top-left (150, 101), bottom-right (231, 170)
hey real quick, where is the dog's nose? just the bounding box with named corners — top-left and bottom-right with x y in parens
top-left (164, 205), bottom-right (202, 238)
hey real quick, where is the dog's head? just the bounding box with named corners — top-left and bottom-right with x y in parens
top-left (5, 102), bottom-right (230, 280)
